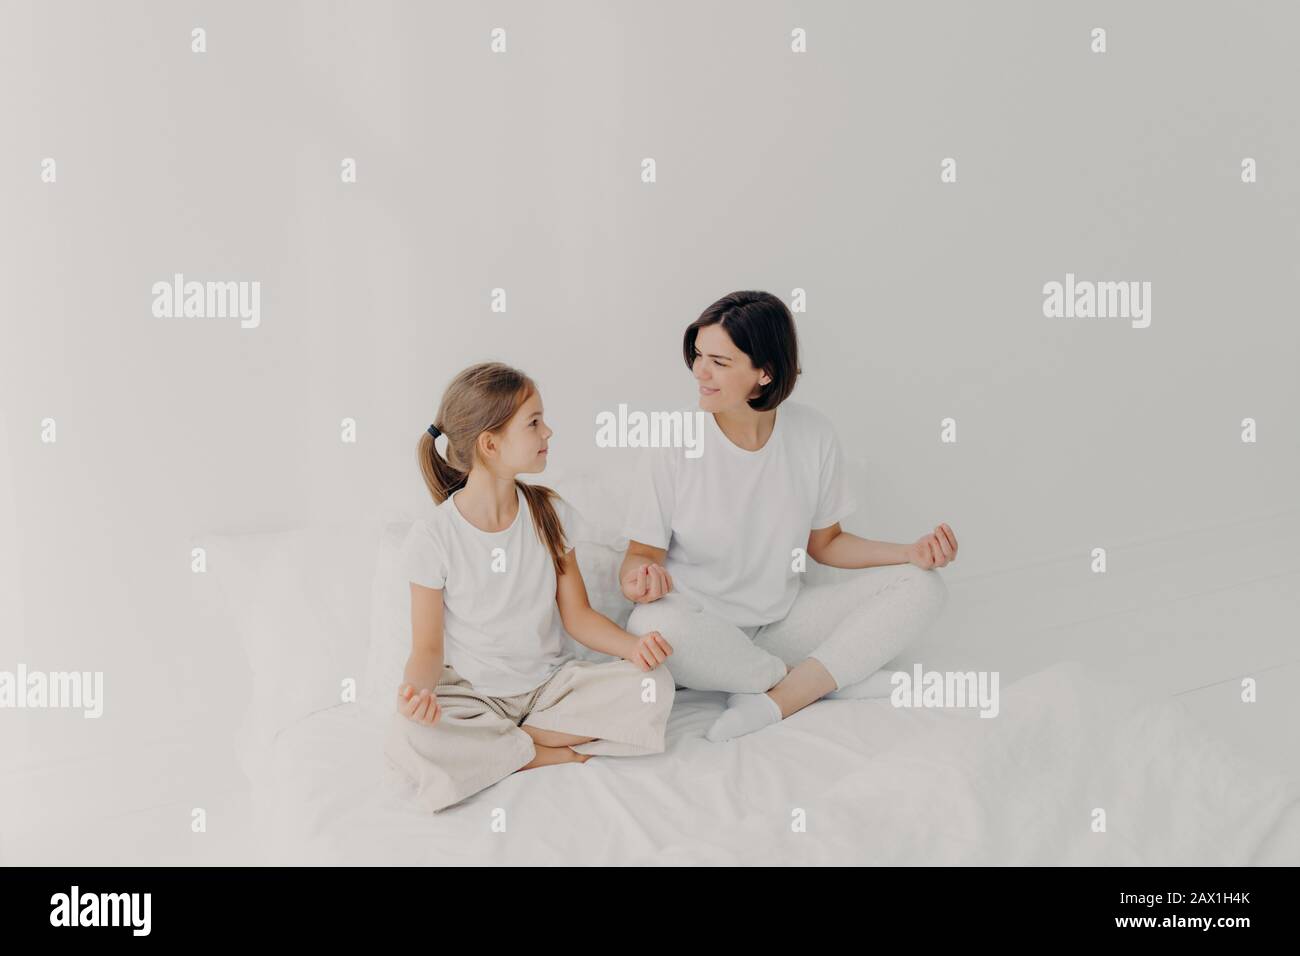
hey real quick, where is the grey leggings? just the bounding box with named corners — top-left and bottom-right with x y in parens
top-left (625, 564), bottom-right (949, 694)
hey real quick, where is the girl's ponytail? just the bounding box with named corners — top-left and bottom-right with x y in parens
top-left (418, 425), bottom-right (468, 505)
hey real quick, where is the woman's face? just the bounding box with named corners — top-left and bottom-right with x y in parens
top-left (487, 389), bottom-right (553, 475)
top-left (690, 323), bottom-right (770, 413)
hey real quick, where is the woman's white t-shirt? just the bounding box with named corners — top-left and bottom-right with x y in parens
top-left (399, 484), bottom-right (589, 698)
top-left (621, 400), bottom-right (858, 629)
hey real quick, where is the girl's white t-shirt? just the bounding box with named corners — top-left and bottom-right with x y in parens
top-left (621, 400), bottom-right (858, 629)
top-left (398, 484), bottom-right (589, 698)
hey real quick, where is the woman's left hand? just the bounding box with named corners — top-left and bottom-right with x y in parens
top-left (906, 524), bottom-right (958, 569)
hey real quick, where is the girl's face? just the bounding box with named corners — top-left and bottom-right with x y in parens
top-left (485, 389), bottom-right (552, 476)
top-left (690, 323), bottom-right (770, 413)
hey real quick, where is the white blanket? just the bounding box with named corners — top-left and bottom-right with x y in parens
top-left (250, 661), bottom-right (1299, 865)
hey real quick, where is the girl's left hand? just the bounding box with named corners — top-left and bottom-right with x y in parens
top-left (906, 523), bottom-right (958, 569)
top-left (628, 630), bottom-right (673, 670)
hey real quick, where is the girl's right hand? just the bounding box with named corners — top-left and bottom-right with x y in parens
top-left (622, 562), bottom-right (673, 604)
top-left (628, 630), bottom-right (673, 670)
top-left (397, 683), bottom-right (441, 726)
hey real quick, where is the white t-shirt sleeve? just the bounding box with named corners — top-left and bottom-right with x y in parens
top-left (399, 519), bottom-right (448, 589)
top-left (550, 495), bottom-right (587, 554)
top-left (621, 446), bottom-right (675, 550)
top-left (812, 426), bottom-right (859, 529)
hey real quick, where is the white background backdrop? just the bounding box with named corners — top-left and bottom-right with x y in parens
top-left (2, 2), bottom-right (1297, 802)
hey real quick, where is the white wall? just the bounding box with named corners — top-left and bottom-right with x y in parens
top-left (2, 1), bottom-right (1297, 780)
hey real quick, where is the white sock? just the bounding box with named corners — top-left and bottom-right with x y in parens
top-left (706, 692), bottom-right (783, 742)
top-left (825, 668), bottom-right (898, 700)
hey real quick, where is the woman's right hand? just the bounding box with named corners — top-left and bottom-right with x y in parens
top-left (397, 683), bottom-right (441, 726)
top-left (622, 562), bottom-right (673, 604)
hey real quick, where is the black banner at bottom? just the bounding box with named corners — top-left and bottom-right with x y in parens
top-left (0, 865), bottom-right (1282, 942)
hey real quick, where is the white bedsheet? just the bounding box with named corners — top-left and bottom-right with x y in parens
top-left (248, 661), bottom-right (1300, 865)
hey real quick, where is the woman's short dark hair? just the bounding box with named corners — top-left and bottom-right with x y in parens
top-left (683, 291), bottom-right (801, 411)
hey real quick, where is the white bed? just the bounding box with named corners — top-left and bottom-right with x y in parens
top-left (200, 466), bottom-right (1300, 866)
top-left (243, 660), bottom-right (1299, 866)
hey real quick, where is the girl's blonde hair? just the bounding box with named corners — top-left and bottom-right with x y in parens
top-left (418, 362), bottom-right (570, 576)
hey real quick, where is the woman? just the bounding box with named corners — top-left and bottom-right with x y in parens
top-left (619, 290), bottom-right (958, 742)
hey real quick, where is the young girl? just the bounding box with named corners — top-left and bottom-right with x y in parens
top-left (384, 361), bottom-right (676, 814)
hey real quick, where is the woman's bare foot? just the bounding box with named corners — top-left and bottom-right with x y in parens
top-left (516, 743), bottom-right (591, 771)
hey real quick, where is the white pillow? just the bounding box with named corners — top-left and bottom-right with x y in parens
top-left (204, 519), bottom-right (380, 780)
top-left (360, 517), bottom-right (423, 721)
